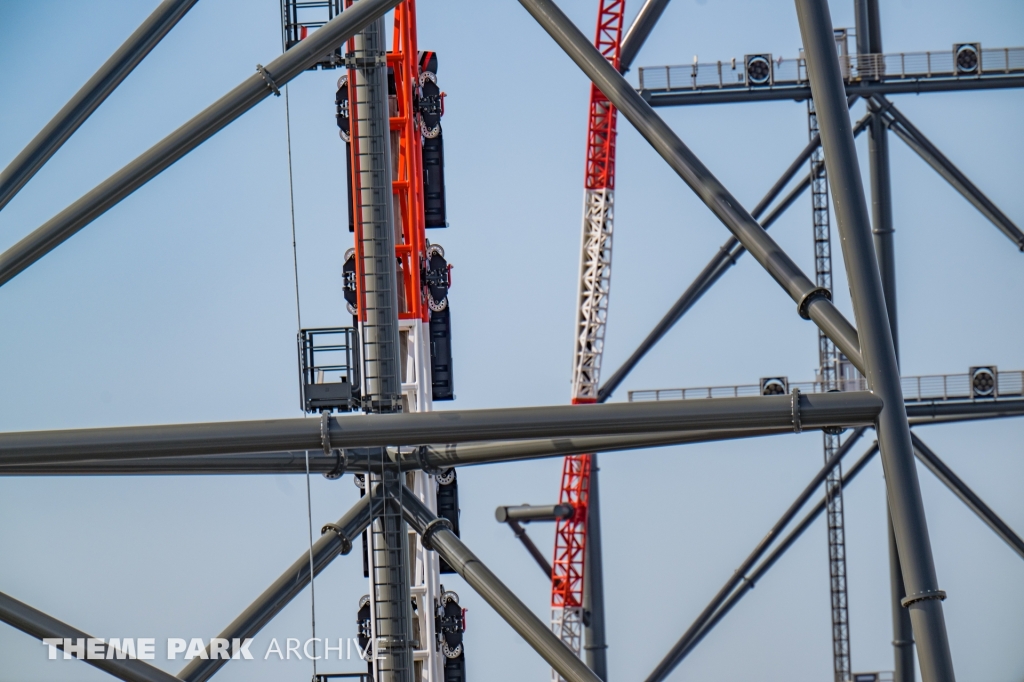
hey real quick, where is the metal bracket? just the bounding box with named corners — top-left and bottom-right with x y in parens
top-left (416, 445), bottom-right (446, 476)
top-left (421, 517), bottom-right (454, 550)
top-left (796, 286), bottom-right (832, 320)
top-left (255, 64), bottom-right (280, 96)
top-left (320, 412), bottom-right (333, 456)
top-left (343, 51), bottom-right (387, 68)
top-left (324, 448), bottom-right (347, 480)
top-left (791, 387), bottom-right (803, 433)
top-left (901, 588), bottom-right (947, 608)
top-left (320, 523), bottom-right (353, 555)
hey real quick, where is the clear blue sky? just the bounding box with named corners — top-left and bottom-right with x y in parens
top-left (0, 1), bottom-right (1022, 681)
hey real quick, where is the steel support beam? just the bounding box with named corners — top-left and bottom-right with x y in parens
top-left (910, 433), bottom-right (1024, 561)
top-left (855, 0), bottom-right (915, 675)
top-left (598, 113), bottom-right (871, 402)
top-left (583, 454), bottom-right (608, 680)
top-left (0, 428), bottom-right (787, 474)
top-left (0, 590), bottom-right (182, 682)
top-left (795, 1), bottom-right (954, 679)
top-left (398, 489), bottom-right (602, 682)
top-left (496, 504), bottom-right (574, 522)
top-left (0, 0), bottom-right (403, 287)
top-left (0, 391), bottom-right (882, 466)
top-left (643, 427), bottom-right (865, 681)
top-left (618, 0), bottom-right (673, 72)
top-left (0, 0), bottom-right (199, 212)
top-left (178, 492), bottom-right (381, 682)
top-left (874, 97), bottom-right (1024, 251)
top-left (644, 441), bottom-right (881, 680)
top-left (503, 518), bottom-right (555, 577)
top-left (1, 398), bottom-right (1020, 475)
top-left (517, 0), bottom-right (866, 374)
top-left (644, 75), bottom-right (1024, 107)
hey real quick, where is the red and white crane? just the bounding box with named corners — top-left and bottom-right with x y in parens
top-left (551, 0), bottom-right (626, 673)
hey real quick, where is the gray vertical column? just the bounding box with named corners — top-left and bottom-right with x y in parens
top-left (583, 455), bottom-right (608, 680)
top-left (795, 1), bottom-right (954, 681)
top-left (352, 15), bottom-right (402, 414)
top-left (350, 15), bottom-right (412, 682)
top-left (855, 1), bottom-right (915, 678)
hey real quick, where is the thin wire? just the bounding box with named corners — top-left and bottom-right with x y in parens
top-left (304, 450), bottom-right (318, 677)
top-left (285, 79), bottom-right (315, 677)
top-left (285, 83), bottom-right (302, 331)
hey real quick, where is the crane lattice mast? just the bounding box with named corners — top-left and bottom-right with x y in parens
top-left (552, 0), bottom-right (625, 675)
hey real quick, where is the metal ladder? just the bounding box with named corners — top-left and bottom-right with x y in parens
top-left (809, 97), bottom-right (852, 682)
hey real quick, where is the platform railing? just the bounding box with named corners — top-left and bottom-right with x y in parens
top-left (629, 370), bottom-right (1024, 403)
top-left (637, 46), bottom-right (1024, 92)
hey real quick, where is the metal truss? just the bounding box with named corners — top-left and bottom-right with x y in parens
top-left (638, 44), bottom-right (1024, 106)
top-left (571, 188), bottom-right (614, 402)
top-left (0, 2), bottom-right (1021, 682)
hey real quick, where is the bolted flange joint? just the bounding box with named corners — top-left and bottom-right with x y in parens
top-left (796, 286), bottom-right (832, 320)
top-left (320, 523), bottom-right (353, 555)
top-left (791, 387), bottom-right (803, 433)
top-left (901, 588), bottom-right (947, 608)
top-left (420, 517), bottom-right (454, 551)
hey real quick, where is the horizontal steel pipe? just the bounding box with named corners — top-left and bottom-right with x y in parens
top-left (0, 391), bottom-right (882, 466)
top-left (518, 0), bottom-right (864, 373)
top-left (0, 0), bottom-right (403, 287)
top-left (905, 398), bottom-right (1024, 424)
top-left (3, 399), bottom-right (1020, 475)
top-left (0, 427), bottom-right (793, 474)
top-left (0, 0), bottom-right (199, 212)
top-left (398, 489), bottom-right (601, 682)
top-left (645, 74), bottom-right (1024, 107)
top-left (0, 590), bottom-right (181, 682)
top-left (495, 504), bottom-right (574, 523)
top-left (178, 492), bottom-right (380, 682)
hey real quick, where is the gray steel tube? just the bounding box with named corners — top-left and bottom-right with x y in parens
top-left (496, 504), bottom-right (574, 522)
top-left (398, 489), bottom-right (601, 682)
top-left (795, 2), bottom-right (954, 680)
top-left (868, 106), bottom-right (899, 355)
top-left (0, 428), bottom-right (790, 474)
top-left (352, 16), bottom-right (403, 413)
top-left (618, 0), bottom-right (673, 72)
top-left (910, 433), bottom-right (1024, 561)
top-left (178, 492), bottom-right (381, 682)
top-left (3, 398), bottom-right (1020, 475)
top-left (0, 590), bottom-right (182, 682)
top-left (857, 0), bottom-right (914, 674)
top-left (876, 98), bottom-right (1024, 251)
top-left (597, 113), bottom-right (871, 402)
top-left (0, 0), bottom-right (403, 287)
top-left (905, 398), bottom-right (1024, 424)
top-left (644, 427), bottom-right (866, 681)
top-left (645, 75), bottom-right (1024, 107)
top-left (646, 442), bottom-right (881, 680)
top-left (517, 0), bottom-right (865, 373)
top-left (0, 0), bottom-right (199, 212)
top-left (582, 455), bottom-right (608, 680)
top-left (505, 519), bottom-right (554, 577)
top-left (0, 391), bottom-right (882, 466)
